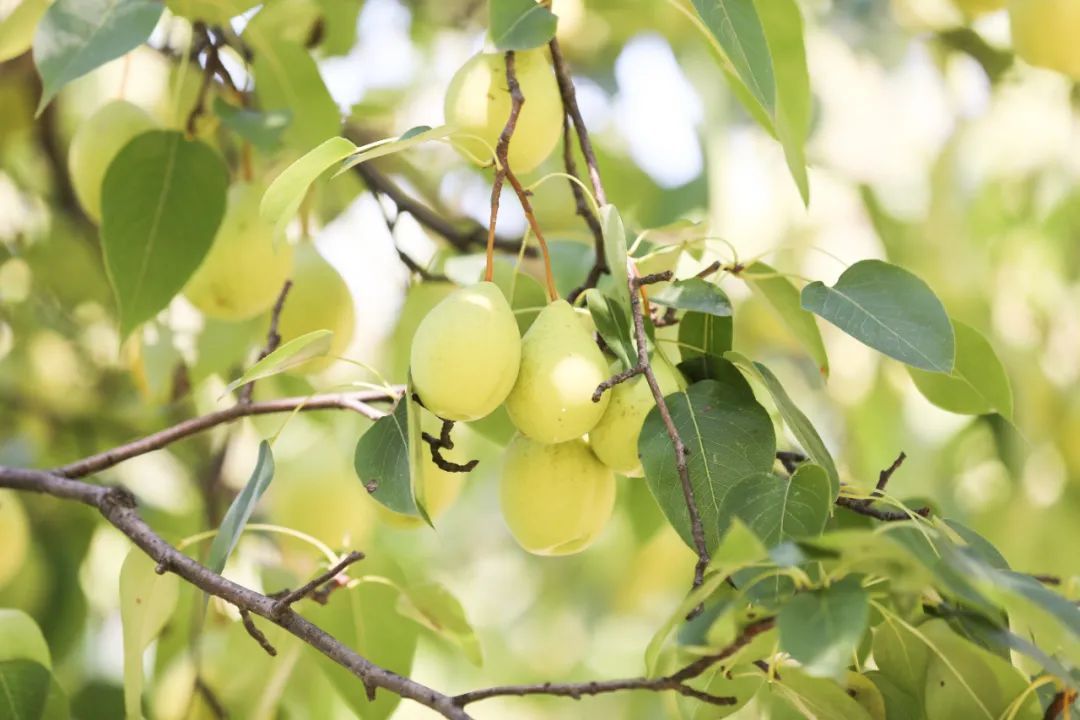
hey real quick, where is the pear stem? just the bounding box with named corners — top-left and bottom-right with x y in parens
top-left (485, 51), bottom-right (560, 301)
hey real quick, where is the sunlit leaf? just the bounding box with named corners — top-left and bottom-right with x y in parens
top-left (0, 610), bottom-right (50, 668)
top-left (119, 549), bottom-right (179, 720)
top-left (601, 204), bottom-right (632, 318)
top-left (166, 0), bottom-right (259, 25)
top-left (908, 319), bottom-right (1012, 418)
top-left (354, 399), bottom-right (417, 517)
top-left (744, 261), bottom-right (827, 376)
top-left (335, 125), bottom-right (456, 175)
top-left (691, 0), bottom-right (775, 115)
top-left (586, 288), bottom-right (636, 371)
top-left (801, 260), bottom-right (954, 373)
top-left (221, 330), bottom-right (333, 397)
top-left (489, 0), bottom-right (557, 50)
top-left (33, 0), bottom-right (162, 111)
top-left (207, 441), bottom-right (275, 574)
top-left (396, 581), bottom-right (482, 666)
top-left (779, 576), bottom-right (869, 679)
top-left (640, 372), bottom-right (776, 552)
top-left (649, 278), bottom-right (732, 316)
top-left (727, 464), bottom-right (831, 547)
top-left (260, 136), bottom-right (357, 235)
top-left (251, 39), bottom-right (340, 150)
top-left (101, 131), bottom-right (228, 338)
top-left (0, 0), bottom-right (49, 63)
top-left (726, 352), bottom-right (839, 496)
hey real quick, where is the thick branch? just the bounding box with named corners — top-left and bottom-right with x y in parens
top-left (53, 389), bottom-right (402, 479)
top-left (452, 618), bottom-right (774, 708)
top-left (0, 466), bottom-right (471, 719)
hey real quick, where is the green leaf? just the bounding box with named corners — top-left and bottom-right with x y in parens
top-left (396, 582), bottom-right (482, 666)
top-left (677, 310), bottom-right (734, 381)
top-left (335, 125), bottom-right (455, 176)
top-left (779, 576), bottom-right (869, 679)
top-left (0, 610), bottom-right (50, 669)
top-left (260, 136), bottom-right (356, 235)
top-left (649, 278), bottom-right (732, 316)
top-left (727, 465), bottom-right (831, 547)
top-left (207, 440), bottom-right (275, 574)
top-left (100, 131), bottom-right (228, 338)
top-left (0, 0), bottom-right (49, 63)
top-left (251, 39), bottom-right (340, 151)
top-left (0, 660), bottom-right (50, 720)
top-left (691, 0), bottom-right (775, 116)
top-left (212, 97), bottom-right (291, 154)
top-left (221, 330), bottom-right (333, 397)
top-left (404, 384), bottom-right (430, 526)
top-left (601, 205), bottom-right (632, 318)
top-left (32, 0), bottom-right (162, 112)
top-left (119, 549), bottom-right (179, 720)
top-left (768, 666), bottom-right (875, 720)
top-left (316, 0), bottom-right (361, 56)
top-left (586, 289), bottom-right (636, 371)
top-left (694, 665), bottom-right (763, 719)
top-left (489, 0), bottom-right (557, 51)
top-left (754, 0), bottom-right (811, 205)
top-left (725, 352), bottom-right (839, 496)
top-left (801, 260), bottom-right (955, 373)
top-left (908, 319), bottom-right (1012, 418)
top-left (354, 399), bottom-right (417, 517)
top-left (640, 373), bottom-right (776, 553)
top-left (166, 0), bottom-right (259, 26)
top-left (744, 261), bottom-right (827, 376)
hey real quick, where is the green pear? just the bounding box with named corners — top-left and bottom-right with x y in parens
top-left (589, 356), bottom-right (681, 476)
top-left (844, 672), bottom-right (887, 720)
top-left (410, 281), bottom-right (521, 421)
top-left (277, 243), bottom-right (355, 373)
top-left (184, 182), bottom-right (294, 321)
top-left (444, 48), bottom-right (562, 173)
top-left (505, 299), bottom-right (610, 444)
top-left (68, 100), bottom-right (157, 222)
top-left (500, 435), bottom-right (615, 555)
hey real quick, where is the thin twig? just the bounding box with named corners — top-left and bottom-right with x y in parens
top-left (271, 551), bottom-right (365, 617)
top-left (592, 365), bottom-right (645, 402)
top-left (835, 497), bottom-right (930, 522)
top-left (239, 607), bottom-right (277, 656)
top-left (775, 451), bottom-right (806, 475)
top-left (778, 450), bottom-right (928, 521)
top-left (561, 115), bottom-right (606, 303)
top-left (361, 176), bottom-right (447, 281)
top-left (421, 420), bottom-right (479, 473)
top-left (237, 280), bottom-right (292, 404)
top-left (52, 389), bottom-right (402, 479)
top-left (871, 452), bottom-right (907, 498)
top-left (452, 618), bottom-right (774, 708)
top-left (549, 38), bottom-right (607, 205)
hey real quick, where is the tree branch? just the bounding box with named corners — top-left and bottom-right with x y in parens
top-left (237, 280), bottom-right (292, 404)
top-left (271, 551), bottom-right (365, 618)
top-left (421, 419), bottom-right (479, 473)
top-left (53, 389), bottom-right (402, 479)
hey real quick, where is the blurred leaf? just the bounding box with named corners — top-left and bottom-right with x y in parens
top-left (744, 261), bottom-right (827, 376)
top-left (908, 319), bottom-right (1012, 418)
top-left (0, 609), bottom-right (50, 668)
top-left (779, 576), bottom-right (869, 679)
top-left (601, 204), bottom-right (632, 318)
top-left (694, 664), bottom-right (763, 719)
top-left (489, 0), bottom-right (557, 50)
top-left (101, 131), bottom-right (228, 338)
top-left (548, 239), bottom-right (594, 298)
top-left (243, 0), bottom-right (320, 50)
top-left (492, 261), bottom-right (546, 334)
top-left (727, 465), bottom-right (831, 547)
top-left (261, 136), bottom-right (356, 234)
top-left (801, 260), bottom-right (954, 373)
top-left (0, 0), bottom-right (49, 62)
top-left (872, 617), bottom-right (929, 698)
top-left (222, 330), bottom-right (333, 397)
top-left (678, 311), bottom-right (734, 380)
top-left (119, 549), bottom-right (179, 720)
top-left (0, 660), bottom-right (50, 720)
top-left (33, 0), bottom-right (162, 111)
top-left (640, 372), bottom-right (776, 552)
top-left (251, 39), bottom-right (340, 150)
top-left (166, 0), bottom-right (259, 25)
top-left (586, 288), bottom-right (636, 370)
top-left (940, 519), bottom-right (1009, 571)
top-left (335, 125), bottom-right (455, 175)
top-left (650, 278), bottom-right (732, 316)
top-left (40, 680), bottom-right (69, 720)
top-left (755, 0), bottom-right (811, 205)
top-left (212, 98), bottom-right (291, 154)
top-left (726, 352), bottom-right (839, 496)
top-left (354, 399), bottom-right (417, 517)
top-left (316, 0), bottom-right (361, 55)
top-left (207, 441), bottom-right (276, 574)
top-left (396, 581), bottom-right (482, 666)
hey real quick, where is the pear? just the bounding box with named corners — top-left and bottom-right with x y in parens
top-left (1009, 0), bottom-right (1080, 79)
top-left (953, 0), bottom-right (1004, 15)
top-left (444, 48), bottom-right (562, 173)
top-left (0, 491), bottom-right (29, 588)
top-left (589, 355), bottom-right (681, 476)
top-left (277, 243), bottom-right (355, 373)
top-left (505, 299), bottom-right (610, 444)
top-left (410, 281), bottom-right (521, 421)
top-left (68, 100), bottom-right (157, 222)
top-left (500, 435), bottom-right (615, 555)
top-left (184, 182), bottom-right (294, 321)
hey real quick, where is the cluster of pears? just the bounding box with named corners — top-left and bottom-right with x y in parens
top-left (410, 282), bottom-right (681, 555)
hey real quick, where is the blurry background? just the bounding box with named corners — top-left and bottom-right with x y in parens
top-left (1, 0), bottom-right (1078, 717)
